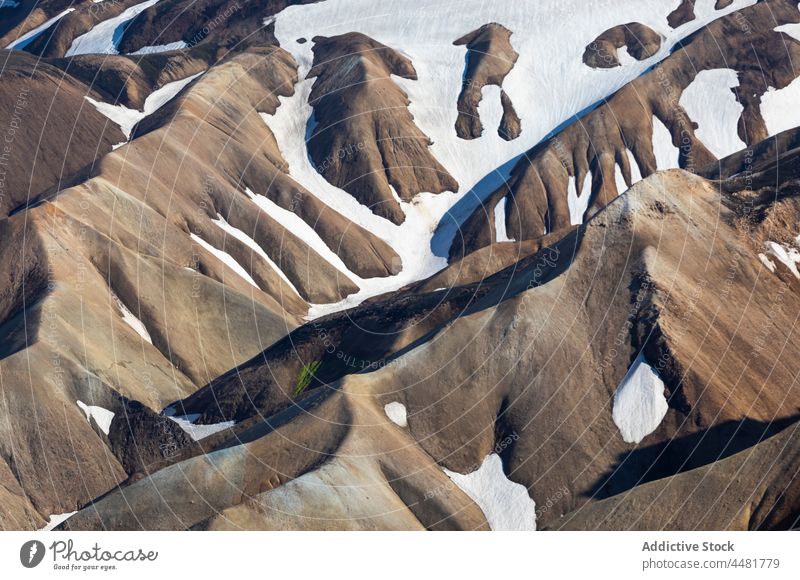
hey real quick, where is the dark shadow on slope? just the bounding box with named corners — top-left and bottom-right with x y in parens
top-left (587, 414), bottom-right (800, 501)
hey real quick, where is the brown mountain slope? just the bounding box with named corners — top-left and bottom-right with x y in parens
top-left (58, 158), bottom-right (800, 529)
top-left (551, 419), bottom-right (800, 530)
top-left (0, 49), bottom-right (124, 217)
top-left (0, 44), bottom-right (399, 529)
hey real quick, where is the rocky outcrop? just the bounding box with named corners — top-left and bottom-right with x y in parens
top-left (306, 32), bottom-right (458, 225)
top-left (454, 23), bottom-right (521, 140)
top-left (583, 22), bottom-right (662, 68)
top-left (667, 0), bottom-right (697, 28)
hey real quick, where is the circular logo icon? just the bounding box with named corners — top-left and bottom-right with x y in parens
top-left (20, 540), bottom-right (46, 568)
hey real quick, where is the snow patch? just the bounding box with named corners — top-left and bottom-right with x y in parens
top-left (76, 401), bottom-right (115, 436)
top-left (761, 76), bottom-right (800, 138)
top-left (66, 0), bottom-right (162, 56)
top-left (190, 232), bottom-right (259, 289)
top-left (85, 71), bottom-right (203, 139)
top-left (384, 402), bottom-right (407, 427)
top-left (758, 253), bottom-right (776, 273)
top-left (494, 196), bottom-right (514, 242)
top-left (0, 0), bottom-right (19, 8)
top-left (244, 185), bottom-right (357, 284)
top-left (111, 292), bottom-right (152, 343)
top-left (612, 353), bottom-right (669, 444)
top-left (129, 40), bottom-right (188, 55)
top-left (679, 68), bottom-right (745, 158)
top-left (212, 213), bottom-right (302, 298)
top-left (764, 240), bottom-right (800, 278)
top-left (6, 8), bottom-right (75, 49)
top-left (651, 115), bottom-right (679, 170)
top-left (615, 149), bottom-right (643, 195)
top-left (39, 511), bottom-right (77, 531)
top-left (167, 413), bottom-right (234, 441)
top-left (567, 173), bottom-right (592, 225)
top-left (775, 22), bottom-right (800, 43)
top-left (444, 454), bottom-right (537, 531)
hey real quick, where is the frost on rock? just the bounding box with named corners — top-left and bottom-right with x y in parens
top-left (444, 454), bottom-right (537, 531)
top-left (76, 401), bottom-right (115, 436)
top-left (384, 402), bottom-right (407, 427)
top-left (612, 353), bottom-right (669, 444)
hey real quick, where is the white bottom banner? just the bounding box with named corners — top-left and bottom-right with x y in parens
top-left (0, 531), bottom-right (797, 579)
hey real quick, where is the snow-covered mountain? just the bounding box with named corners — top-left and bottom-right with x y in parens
top-left (1, 0), bottom-right (799, 531)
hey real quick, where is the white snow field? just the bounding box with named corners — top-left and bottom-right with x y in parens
top-left (761, 76), bottom-right (800, 138)
top-left (5, 8), bottom-right (75, 49)
top-left (615, 150), bottom-right (643, 196)
top-left (76, 400), bottom-right (115, 436)
top-left (66, 0), bottom-right (163, 56)
top-left (612, 353), bottom-right (670, 444)
top-left (84, 71), bottom-right (203, 138)
top-left (264, 0), bottom-right (754, 315)
top-left (680, 68), bottom-right (746, 159)
top-left (444, 454), bottom-right (537, 530)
